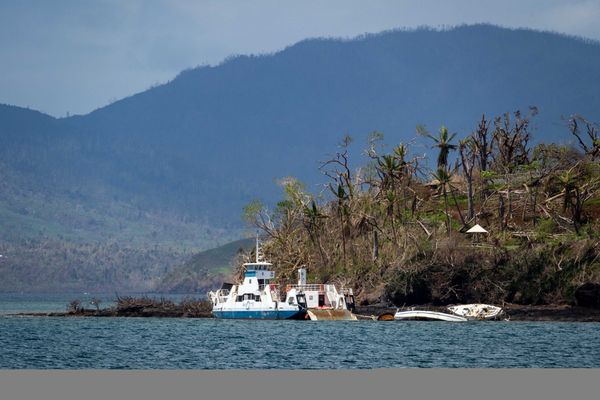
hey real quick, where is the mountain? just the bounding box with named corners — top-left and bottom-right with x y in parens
top-left (1, 24), bottom-right (599, 292)
top-left (156, 238), bottom-right (254, 293)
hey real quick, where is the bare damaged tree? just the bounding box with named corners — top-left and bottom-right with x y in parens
top-left (526, 143), bottom-right (572, 226)
top-left (320, 135), bottom-right (355, 200)
top-left (243, 200), bottom-right (278, 239)
top-left (492, 109), bottom-right (534, 174)
top-left (320, 136), bottom-right (355, 270)
top-left (67, 299), bottom-right (81, 313)
top-left (472, 114), bottom-right (493, 173)
top-left (492, 108), bottom-right (536, 229)
top-left (471, 114), bottom-right (493, 206)
top-left (567, 115), bottom-right (600, 161)
top-left (459, 138), bottom-right (477, 221)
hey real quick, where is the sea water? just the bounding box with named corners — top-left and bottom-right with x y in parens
top-left (1, 295), bottom-right (599, 369)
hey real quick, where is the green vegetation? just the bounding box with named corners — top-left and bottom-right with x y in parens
top-left (243, 112), bottom-right (600, 306)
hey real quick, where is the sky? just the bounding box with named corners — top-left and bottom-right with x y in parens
top-left (1, 0), bottom-right (600, 117)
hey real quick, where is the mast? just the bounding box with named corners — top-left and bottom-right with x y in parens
top-left (255, 236), bottom-right (259, 263)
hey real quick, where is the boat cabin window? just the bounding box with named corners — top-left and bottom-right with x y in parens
top-left (238, 293), bottom-right (261, 301)
top-left (258, 279), bottom-right (266, 290)
top-left (288, 297), bottom-right (295, 305)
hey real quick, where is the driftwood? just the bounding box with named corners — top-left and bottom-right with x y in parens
top-left (57, 296), bottom-right (214, 318)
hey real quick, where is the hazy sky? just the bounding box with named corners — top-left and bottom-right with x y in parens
top-left (1, 0), bottom-right (599, 117)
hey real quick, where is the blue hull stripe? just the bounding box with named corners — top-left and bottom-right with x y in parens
top-left (213, 310), bottom-right (303, 319)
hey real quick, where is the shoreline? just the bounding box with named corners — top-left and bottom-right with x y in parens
top-left (354, 304), bottom-right (600, 322)
top-left (6, 303), bottom-right (600, 322)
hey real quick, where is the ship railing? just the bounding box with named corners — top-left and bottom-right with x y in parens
top-left (287, 284), bottom-right (352, 295)
top-left (286, 284), bottom-right (326, 292)
top-left (259, 283), bottom-right (280, 290)
top-left (259, 283), bottom-right (280, 291)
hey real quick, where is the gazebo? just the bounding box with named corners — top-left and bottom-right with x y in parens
top-left (466, 224), bottom-right (488, 243)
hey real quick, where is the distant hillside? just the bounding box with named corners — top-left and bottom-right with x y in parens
top-left (156, 238), bottom-right (254, 293)
top-left (4, 25), bottom-right (600, 226)
top-left (1, 24), bottom-right (599, 292)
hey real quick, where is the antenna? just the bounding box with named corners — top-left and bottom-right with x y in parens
top-left (255, 235), bottom-right (260, 263)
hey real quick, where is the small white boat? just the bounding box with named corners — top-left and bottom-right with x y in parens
top-left (447, 304), bottom-right (503, 320)
top-left (394, 309), bottom-right (467, 322)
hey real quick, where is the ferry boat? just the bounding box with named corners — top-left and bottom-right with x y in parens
top-left (207, 240), bottom-right (307, 319)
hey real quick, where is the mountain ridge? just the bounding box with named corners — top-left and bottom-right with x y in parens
top-left (1, 24), bottom-right (599, 292)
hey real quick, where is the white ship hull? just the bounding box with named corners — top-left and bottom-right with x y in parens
top-left (394, 310), bottom-right (467, 322)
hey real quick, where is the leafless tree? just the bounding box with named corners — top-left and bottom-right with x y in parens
top-left (567, 115), bottom-right (600, 161)
top-left (491, 108), bottom-right (537, 229)
top-left (459, 138), bottom-right (477, 221)
top-left (472, 114), bottom-right (493, 173)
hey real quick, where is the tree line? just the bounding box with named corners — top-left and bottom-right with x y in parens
top-left (243, 110), bottom-right (600, 306)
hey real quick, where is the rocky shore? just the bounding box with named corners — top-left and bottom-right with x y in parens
top-left (500, 304), bottom-right (600, 322)
top-left (10, 296), bottom-right (213, 318)
top-left (10, 301), bottom-right (600, 322)
top-left (15, 308), bottom-right (214, 318)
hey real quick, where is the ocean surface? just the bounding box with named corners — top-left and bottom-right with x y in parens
top-left (1, 294), bottom-right (599, 369)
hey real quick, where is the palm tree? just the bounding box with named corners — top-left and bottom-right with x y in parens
top-left (303, 200), bottom-right (328, 266)
top-left (376, 154), bottom-right (401, 192)
top-left (421, 125), bottom-right (458, 169)
top-left (393, 143), bottom-right (416, 212)
top-left (557, 167), bottom-right (583, 233)
top-left (432, 168), bottom-right (453, 234)
top-left (393, 143), bottom-right (408, 175)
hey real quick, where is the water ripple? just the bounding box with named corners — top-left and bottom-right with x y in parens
top-left (1, 317), bottom-right (600, 369)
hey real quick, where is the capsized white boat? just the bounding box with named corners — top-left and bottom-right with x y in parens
top-left (394, 309), bottom-right (467, 322)
top-left (447, 304), bottom-right (503, 320)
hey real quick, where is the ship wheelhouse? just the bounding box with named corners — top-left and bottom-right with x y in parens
top-left (241, 261), bottom-right (275, 292)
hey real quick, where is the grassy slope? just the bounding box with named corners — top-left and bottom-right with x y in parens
top-left (156, 238), bottom-right (255, 293)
